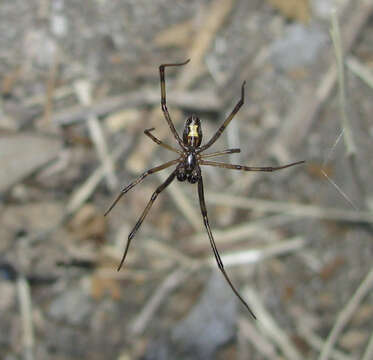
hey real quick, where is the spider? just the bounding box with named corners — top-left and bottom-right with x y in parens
top-left (105, 59), bottom-right (304, 319)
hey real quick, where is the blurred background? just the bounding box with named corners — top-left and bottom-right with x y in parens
top-left (1, 0), bottom-right (373, 359)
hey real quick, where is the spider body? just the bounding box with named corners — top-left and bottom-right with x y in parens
top-left (105, 59), bottom-right (305, 319)
top-left (177, 116), bottom-right (201, 183)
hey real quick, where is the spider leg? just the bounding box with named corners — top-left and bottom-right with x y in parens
top-left (144, 128), bottom-right (182, 154)
top-left (197, 172), bottom-right (256, 319)
top-left (199, 159), bottom-right (305, 172)
top-left (198, 82), bottom-right (246, 153)
top-left (159, 59), bottom-right (190, 149)
top-left (104, 159), bottom-right (179, 216)
top-left (117, 170), bottom-right (177, 271)
top-left (200, 148), bottom-right (241, 159)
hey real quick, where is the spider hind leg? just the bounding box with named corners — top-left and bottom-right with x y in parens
top-left (197, 173), bottom-right (256, 319)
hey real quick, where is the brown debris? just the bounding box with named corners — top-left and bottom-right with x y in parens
top-left (67, 204), bottom-right (107, 242)
top-left (266, 0), bottom-right (311, 23)
top-left (154, 19), bottom-right (196, 48)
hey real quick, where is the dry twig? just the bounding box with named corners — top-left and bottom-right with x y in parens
top-left (17, 276), bottom-right (34, 360)
top-left (330, 10), bottom-right (356, 157)
top-left (238, 318), bottom-right (278, 359)
top-left (297, 324), bottom-right (353, 360)
top-left (189, 214), bottom-right (293, 250)
top-left (146, 237), bottom-right (197, 269)
top-left (324, 9), bottom-right (368, 210)
top-left (66, 139), bottom-right (130, 214)
top-left (206, 192), bottom-right (373, 224)
top-left (244, 288), bottom-right (302, 360)
top-left (362, 331), bottom-right (373, 360)
top-left (319, 267), bottom-right (373, 360)
top-left (347, 56), bottom-right (373, 89)
top-left (217, 236), bottom-right (305, 268)
top-left (74, 80), bottom-right (118, 190)
top-left (130, 268), bottom-right (193, 335)
top-left (52, 88), bottom-right (220, 126)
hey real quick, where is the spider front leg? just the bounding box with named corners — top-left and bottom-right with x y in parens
top-left (198, 81), bottom-right (246, 153)
top-left (117, 170), bottom-right (177, 271)
top-left (159, 59), bottom-right (190, 149)
top-left (197, 171), bottom-right (256, 319)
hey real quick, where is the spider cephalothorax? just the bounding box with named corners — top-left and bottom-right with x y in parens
top-left (105, 59), bottom-right (304, 319)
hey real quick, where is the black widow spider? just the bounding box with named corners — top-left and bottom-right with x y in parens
top-left (105, 59), bottom-right (304, 319)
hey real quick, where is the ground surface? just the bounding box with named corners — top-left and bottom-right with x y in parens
top-left (0, 0), bottom-right (373, 359)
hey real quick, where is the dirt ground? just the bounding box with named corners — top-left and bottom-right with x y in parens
top-left (1, 0), bottom-right (373, 359)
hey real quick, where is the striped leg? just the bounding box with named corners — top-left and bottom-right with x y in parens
top-left (200, 148), bottom-right (241, 159)
top-left (197, 172), bottom-right (256, 319)
top-left (144, 128), bottom-right (182, 154)
top-left (198, 82), bottom-right (246, 152)
top-left (104, 159), bottom-right (179, 216)
top-left (117, 170), bottom-right (176, 271)
top-left (159, 59), bottom-right (190, 149)
top-left (199, 159), bottom-right (305, 172)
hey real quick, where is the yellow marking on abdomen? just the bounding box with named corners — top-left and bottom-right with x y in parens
top-left (188, 124), bottom-right (199, 137)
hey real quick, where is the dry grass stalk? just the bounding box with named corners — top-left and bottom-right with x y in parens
top-left (319, 267), bottom-right (373, 360)
top-left (216, 236), bottom-right (305, 268)
top-left (17, 276), bottom-right (34, 360)
top-left (189, 214), bottom-right (294, 255)
top-left (297, 324), bottom-right (353, 360)
top-left (74, 80), bottom-right (118, 190)
top-left (325, 8), bottom-right (368, 209)
top-left (189, 214), bottom-right (293, 252)
top-left (206, 192), bottom-right (373, 224)
top-left (346, 56), bottom-right (373, 89)
top-left (238, 318), bottom-right (278, 359)
top-left (244, 288), bottom-right (303, 360)
top-left (53, 88), bottom-right (220, 126)
top-left (330, 9), bottom-right (356, 157)
top-left (130, 268), bottom-right (192, 335)
top-left (362, 331), bottom-right (373, 360)
top-left (66, 139), bottom-right (130, 214)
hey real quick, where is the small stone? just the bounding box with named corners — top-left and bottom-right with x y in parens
top-left (270, 24), bottom-right (327, 71)
top-left (51, 14), bottom-right (68, 37)
top-left (48, 288), bottom-right (93, 326)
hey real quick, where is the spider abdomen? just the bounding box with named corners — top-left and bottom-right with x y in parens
top-left (187, 171), bottom-right (199, 183)
top-left (176, 153), bottom-right (200, 183)
top-left (176, 168), bottom-right (187, 182)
